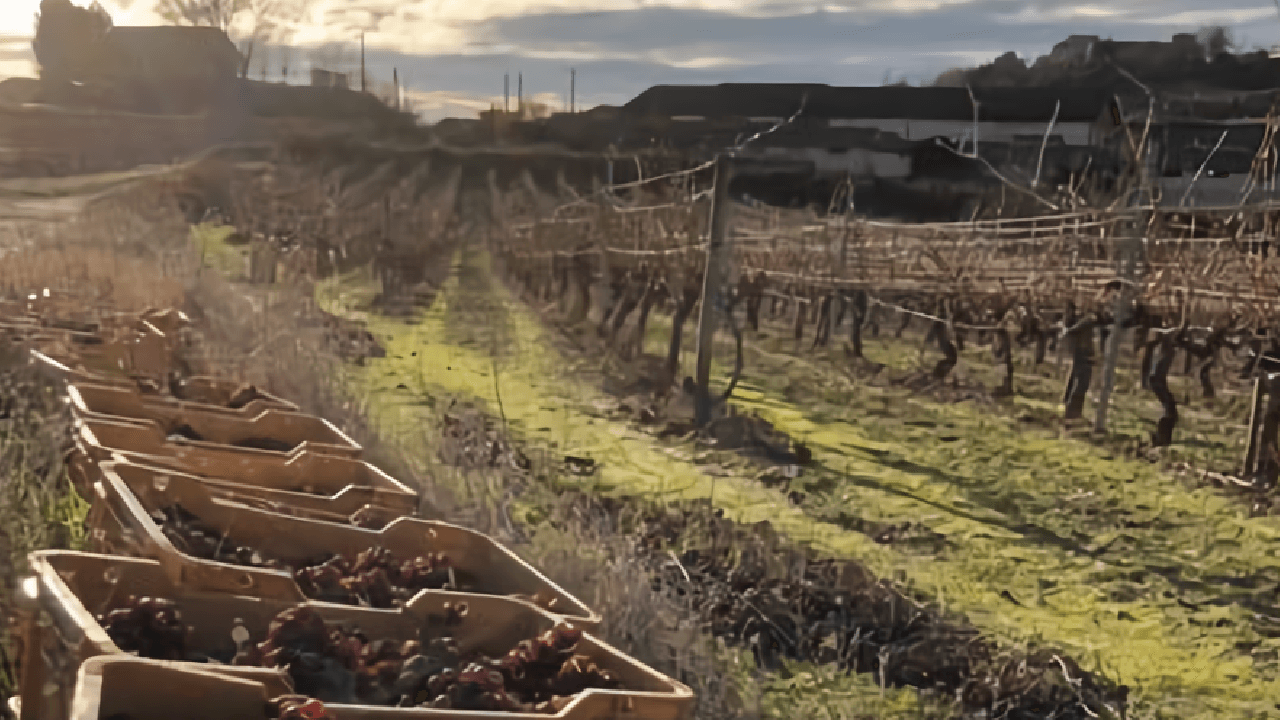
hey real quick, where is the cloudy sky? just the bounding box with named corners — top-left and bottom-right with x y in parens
top-left (1, 0), bottom-right (1279, 120)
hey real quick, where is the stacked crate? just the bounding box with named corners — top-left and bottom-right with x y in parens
top-left (4, 300), bottom-right (692, 720)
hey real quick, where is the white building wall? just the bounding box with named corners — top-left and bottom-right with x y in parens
top-left (828, 119), bottom-right (1095, 146)
top-left (1156, 175), bottom-right (1280, 207)
top-left (750, 147), bottom-right (911, 178)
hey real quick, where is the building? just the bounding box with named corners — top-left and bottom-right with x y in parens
top-left (1092, 34), bottom-right (1204, 68)
top-left (1111, 89), bottom-right (1280, 207)
top-left (623, 84), bottom-right (1114, 147)
top-left (1046, 35), bottom-right (1100, 66)
top-left (310, 68), bottom-right (350, 90)
top-left (77, 25), bottom-right (243, 114)
top-left (90, 26), bottom-right (242, 82)
top-left (621, 84), bottom-right (1116, 188)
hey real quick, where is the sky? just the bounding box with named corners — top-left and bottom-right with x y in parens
top-left (2, 0), bottom-right (1280, 121)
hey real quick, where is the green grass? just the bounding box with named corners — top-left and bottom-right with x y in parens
top-left (318, 252), bottom-right (959, 719)
top-left (654, 316), bottom-right (1280, 718)
top-left (190, 222), bottom-right (248, 279)
top-left (0, 166), bottom-right (174, 200)
top-left (0, 370), bottom-right (85, 703)
top-left (843, 322), bottom-right (1248, 474)
top-left (319, 247), bottom-right (1280, 718)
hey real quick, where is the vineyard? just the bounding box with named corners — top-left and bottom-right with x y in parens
top-left (476, 154), bottom-right (1280, 717)
top-left (6, 135), bottom-right (1280, 720)
top-left (496, 164), bottom-right (1280, 481)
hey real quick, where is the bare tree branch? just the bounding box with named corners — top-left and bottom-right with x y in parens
top-left (153, 0), bottom-right (246, 31)
top-left (154, 0), bottom-right (313, 78)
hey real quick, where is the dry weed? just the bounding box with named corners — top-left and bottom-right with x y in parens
top-left (0, 358), bottom-right (82, 703)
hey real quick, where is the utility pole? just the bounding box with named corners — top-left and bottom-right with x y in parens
top-left (694, 155), bottom-right (736, 426)
top-left (570, 68), bottom-right (576, 113)
top-left (517, 73), bottom-right (523, 117)
top-left (393, 68), bottom-right (399, 111)
top-left (504, 74), bottom-right (510, 113)
top-left (360, 33), bottom-right (366, 93)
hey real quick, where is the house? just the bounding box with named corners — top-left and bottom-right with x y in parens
top-left (310, 68), bottom-right (350, 90)
top-left (621, 84), bottom-right (1116, 192)
top-left (1108, 89), bottom-right (1280, 207)
top-left (1046, 35), bottom-right (1100, 66)
top-left (1150, 119), bottom-right (1274, 207)
top-left (1092, 34), bottom-right (1204, 68)
top-left (90, 26), bottom-right (242, 81)
top-left (79, 25), bottom-right (243, 113)
top-left (623, 84), bottom-right (1114, 149)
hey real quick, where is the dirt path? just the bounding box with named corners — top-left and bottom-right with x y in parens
top-left (321, 243), bottom-right (1280, 719)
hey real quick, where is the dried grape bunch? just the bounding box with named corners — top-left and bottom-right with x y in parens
top-left (293, 547), bottom-right (459, 609)
top-left (349, 504), bottom-right (395, 530)
top-left (150, 503), bottom-right (283, 569)
top-left (150, 504), bottom-right (464, 609)
top-left (233, 606), bottom-right (360, 703)
top-left (233, 605), bottom-right (430, 704)
top-left (231, 606), bottom-right (619, 712)
top-left (97, 595), bottom-right (189, 660)
top-left (402, 622), bottom-right (621, 713)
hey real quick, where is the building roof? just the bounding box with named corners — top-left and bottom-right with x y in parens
top-left (99, 25), bottom-right (242, 79)
top-left (623, 84), bottom-right (1112, 124)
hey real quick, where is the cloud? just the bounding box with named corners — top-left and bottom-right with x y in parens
top-left (0, 35), bottom-right (31, 54)
top-left (402, 88), bottom-right (494, 119)
top-left (0, 34), bottom-right (34, 77)
top-left (1129, 7), bottom-right (1277, 26)
top-left (0, 58), bottom-right (35, 78)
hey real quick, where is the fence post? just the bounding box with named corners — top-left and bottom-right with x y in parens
top-left (695, 155), bottom-right (735, 426)
top-left (249, 240), bottom-right (278, 284)
top-left (1244, 373), bottom-right (1266, 476)
top-left (1093, 209), bottom-right (1147, 434)
top-left (829, 217), bottom-right (848, 343)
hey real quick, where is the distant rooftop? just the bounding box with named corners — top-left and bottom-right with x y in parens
top-left (97, 25), bottom-right (242, 80)
top-left (623, 84), bottom-right (1112, 124)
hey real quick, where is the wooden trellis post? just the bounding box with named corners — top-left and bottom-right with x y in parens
top-left (695, 154), bottom-right (735, 426)
top-left (1244, 373), bottom-right (1266, 476)
top-left (1093, 208), bottom-right (1147, 434)
top-left (830, 190), bottom-right (850, 343)
top-left (1248, 373), bottom-right (1280, 486)
top-left (248, 240), bottom-right (278, 285)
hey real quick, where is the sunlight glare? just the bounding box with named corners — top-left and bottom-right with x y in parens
top-left (0, 0), bottom-right (40, 38)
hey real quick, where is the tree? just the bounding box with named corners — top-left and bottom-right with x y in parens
top-left (153, 0), bottom-right (244, 30)
top-left (1196, 25), bottom-right (1235, 60)
top-left (32, 0), bottom-right (113, 82)
top-left (931, 67), bottom-right (970, 87)
top-left (153, 0), bottom-right (312, 77)
top-left (279, 44), bottom-right (292, 81)
top-left (255, 42), bottom-right (271, 79)
top-left (238, 0), bottom-right (312, 79)
top-left (307, 44), bottom-right (352, 85)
